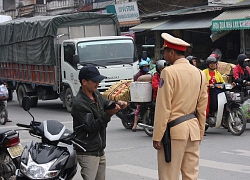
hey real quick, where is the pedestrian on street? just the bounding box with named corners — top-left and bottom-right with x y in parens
top-left (153, 33), bottom-right (208, 180)
top-left (71, 65), bottom-right (127, 180)
top-left (0, 77), bottom-right (12, 122)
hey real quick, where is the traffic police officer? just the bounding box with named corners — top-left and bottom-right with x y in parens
top-left (153, 33), bottom-right (208, 180)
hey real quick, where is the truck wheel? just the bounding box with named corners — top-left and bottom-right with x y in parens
top-left (17, 85), bottom-right (25, 107)
top-left (31, 97), bottom-right (38, 107)
top-left (65, 88), bottom-right (73, 113)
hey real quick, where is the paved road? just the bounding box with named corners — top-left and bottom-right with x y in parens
top-left (2, 95), bottom-right (250, 180)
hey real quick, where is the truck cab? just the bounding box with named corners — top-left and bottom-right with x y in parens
top-left (61, 36), bottom-right (139, 112)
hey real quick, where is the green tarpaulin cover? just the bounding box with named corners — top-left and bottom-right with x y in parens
top-left (0, 12), bottom-right (120, 65)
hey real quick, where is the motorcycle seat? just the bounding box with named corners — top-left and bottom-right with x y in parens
top-left (0, 129), bottom-right (17, 142)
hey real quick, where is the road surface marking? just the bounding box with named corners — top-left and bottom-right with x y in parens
top-left (221, 149), bottom-right (250, 157)
top-left (108, 164), bottom-right (157, 179)
top-left (234, 149), bottom-right (250, 156)
top-left (108, 164), bottom-right (206, 180)
top-left (200, 159), bottom-right (250, 173)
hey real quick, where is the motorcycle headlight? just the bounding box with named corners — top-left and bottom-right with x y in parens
top-left (20, 153), bottom-right (59, 179)
top-left (27, 164), bottom-right (46, 179)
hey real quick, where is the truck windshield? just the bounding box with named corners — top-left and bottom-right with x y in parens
top-left (77, 39), bottom-right (135, 66)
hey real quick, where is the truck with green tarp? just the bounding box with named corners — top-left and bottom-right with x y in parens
top-left (0, 12), bottom-right (138, 112)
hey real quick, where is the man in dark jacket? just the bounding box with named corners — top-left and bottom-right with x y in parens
top-left (71, 65), bottom-right (127, 180)
top-left (233, 54), bottom-right (250, 89)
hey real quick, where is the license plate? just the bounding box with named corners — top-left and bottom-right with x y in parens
top-left (7, 144), bottom-right (23, 158)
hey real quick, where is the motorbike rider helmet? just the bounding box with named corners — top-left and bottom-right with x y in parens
top-left (139, 60), bottom-right (149, 68)
top-left (140, 57), bottom-right (151, 63)
top-left (206, 56), bottom-right (218, 70)
top-left (186, 55), bottom-right (197, 65)
top-left (210, 49), bottom-right (222, 61)
top-left (145, 57), bottom-right (151, 63)
top-left (156, 60), bottom-right (168, 73)
top-left (237, 54), bottom-right (249, 68)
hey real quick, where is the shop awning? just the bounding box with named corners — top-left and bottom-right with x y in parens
top-left (152, 13), bottom-right (217, 30)
top-left (212, 8), bottom-right (250, 31)
top-left (129, 20), bottom-right (167, 32)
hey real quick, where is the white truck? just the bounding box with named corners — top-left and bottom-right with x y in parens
top-left (0, 12), bottom-right (138, 112)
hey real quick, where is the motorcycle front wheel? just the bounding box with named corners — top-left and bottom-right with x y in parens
top-left (227, 107), bottom-right (247, 136)
top-left (142, 109), bottom-right (153, 137)
top-left (121, 120), bottom-right (133, 129)
top-left (116, 109), bottom-right (134, 129)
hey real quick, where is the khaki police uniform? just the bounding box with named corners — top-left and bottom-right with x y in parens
top-left (153, 33), bottom-right (208, 180)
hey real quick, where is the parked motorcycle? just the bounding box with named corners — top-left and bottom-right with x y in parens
top-left (116, 102), bottom-right (155, 137)
top-left (205, 83), bottom-right (247, 136)
top-left (0, 128), bottom-right (22, 179)
top-left (0, 100), bottom-right (8, 125)
top-left (16, 96), bottom-right (86, 180)
top-left (116, 103), bottom-right (136, 129)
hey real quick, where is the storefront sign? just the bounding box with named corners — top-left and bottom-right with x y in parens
top-left (106, 2), bottom-right (140, 26)
top-left (212, 18), bottom-right (250, 31)
top-left (115, 2), bottom-right (139, 22)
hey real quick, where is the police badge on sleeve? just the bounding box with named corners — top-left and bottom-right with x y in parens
top-left (159, 78), bottom-right (164, 88)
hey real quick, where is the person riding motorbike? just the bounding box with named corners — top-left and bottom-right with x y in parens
top-left (152, 60), bottom-right (169, 101)
top-left (134, 61), bottom-right (149, 81)
top-left (186, 55), bottom-right (197, 67)
top-left (203, 56), bottom-right (224, 118)
top-left (132, 61), bottom-right (150, 131)
top-left (233, 54), bottom-right (250, 91)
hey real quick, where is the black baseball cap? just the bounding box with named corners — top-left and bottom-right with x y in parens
top-left (237, 54), bottom-right (249, 62)
top-left (79, 65), bottom-right (106, 82)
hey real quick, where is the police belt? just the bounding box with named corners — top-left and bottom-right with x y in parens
top-left (161, 113), bottom-right (196, 163)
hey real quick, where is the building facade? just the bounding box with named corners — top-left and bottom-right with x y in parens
top-left (1, 0), bottom-right (250, 63)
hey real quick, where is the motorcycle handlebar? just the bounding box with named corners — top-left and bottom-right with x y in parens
top-left (16, 123), bottom-right (30, 129)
